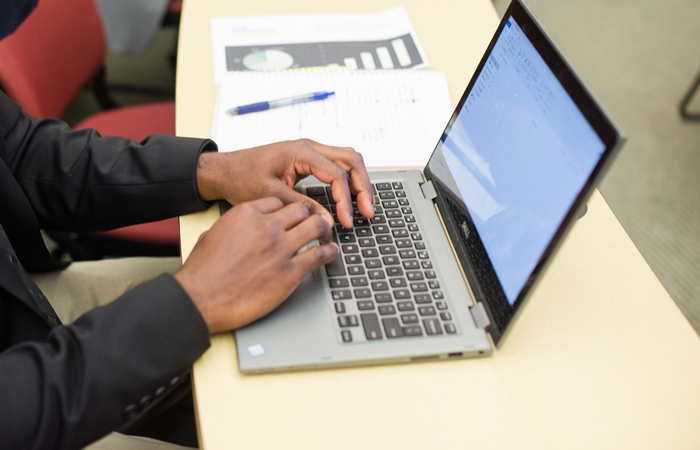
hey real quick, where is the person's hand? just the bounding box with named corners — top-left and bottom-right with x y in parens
top-left (196, 139), bottom-right (374, 229)
top-left (174, 197), bottom-right (338, 333)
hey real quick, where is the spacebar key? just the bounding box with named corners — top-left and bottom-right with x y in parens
top-left (360, 313), bottom-right (383, 340)
top-left (325, 254), bottom-right (346, 277)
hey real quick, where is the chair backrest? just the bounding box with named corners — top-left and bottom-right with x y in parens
top-left (0, 0), bottom-right (106, 118)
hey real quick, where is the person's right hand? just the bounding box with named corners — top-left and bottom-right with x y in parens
top-left (174, 197), bottom-right (338, 333)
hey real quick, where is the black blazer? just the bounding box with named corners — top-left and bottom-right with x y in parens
top-left (0, 91), bottom-right (213, 450)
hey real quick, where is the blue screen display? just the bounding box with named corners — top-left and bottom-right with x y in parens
top-left (439, 17), bottom-right (605, 304)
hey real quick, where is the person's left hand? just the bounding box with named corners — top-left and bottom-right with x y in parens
top-left (196, 139), bottom-right (374, 229)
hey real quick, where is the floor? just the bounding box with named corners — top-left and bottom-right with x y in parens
top-left (63, 0), bottom-right (700, 335)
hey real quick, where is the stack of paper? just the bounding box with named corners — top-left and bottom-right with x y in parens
top-left (212, 70), bottom-right (453, 168)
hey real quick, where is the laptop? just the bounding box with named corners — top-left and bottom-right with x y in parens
top-left (234, 0), bottom-right (625, 373)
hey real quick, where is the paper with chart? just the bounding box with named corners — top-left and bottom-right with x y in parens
top-left (210, 7), bottom-right (429, 83)
top-left (211, 70), bottom-right (453, 168)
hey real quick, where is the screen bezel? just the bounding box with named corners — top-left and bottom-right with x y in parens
top-left (424, 0), bottom-right (624, 346)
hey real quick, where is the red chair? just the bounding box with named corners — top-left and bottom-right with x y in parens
top-left (0, 0), bottom-right (180, 259)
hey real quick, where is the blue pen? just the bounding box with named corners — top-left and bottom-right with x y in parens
top-left (226, 91), bottom-right (335, 115)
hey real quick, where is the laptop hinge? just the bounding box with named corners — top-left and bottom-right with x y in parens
top-left (469, 302), bottom-right (491, 330)
top-left (420, 180), bottom-right (437, 200)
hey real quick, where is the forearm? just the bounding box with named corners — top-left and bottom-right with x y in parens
top-left (0, 275), bottom-right (210, 450)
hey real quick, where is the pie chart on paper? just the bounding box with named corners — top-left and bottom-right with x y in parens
top-left (242, 49), bottom-right (295, 71)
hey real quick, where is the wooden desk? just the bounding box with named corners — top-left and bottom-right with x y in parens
top-left (176, 1), bottom-right (700, 448)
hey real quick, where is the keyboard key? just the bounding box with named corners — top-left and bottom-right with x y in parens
top-left (382, 200), bottom-right (399, 209)
top-left (432, 290), bottom-right (444, 299)
top-left (361, 313), bottom-right (383, 340)
top-left (436, 301), bottom-right (448, 310)
top-left (392, 182), bottom-right (403, 189)
top-left (419, 306), bottom-right (436, 316)
top-left (335, 302), bottom-right (346, 314)
top-left (339, 234), bottom-right (356, 243)
top-left (370, 215), bottom-right (387, 224)
top-left (372, 225), bottom-right (390, 234)
top-left (392, 229), bottom-right (409, 238)
top-left (368, 269), bottom-right (385, 279)
top-left (407, 271), bottom-right (424, 281)
top-left (404, 215), bottom-right (416, 223)
top-left (401, 207), bottom-right (412, 214)
top-left (410, 282), bottom-right (428, 292)
top-left (376, 235), bottom-right (393, 245)
top-left (401, 313), bottom-right (419, 324)
top-left (445, 323), bottom-right (457, 334)
top-left (325, 255), bottom-right (346, 277)
top-left (342, 244), bottom-right (359, 254)
top-left (399, 250), bottom-right (416, 259)
top-left (397, 301), bottom-right (414, 311)
top-left (353, 217), bottom-right (370, 227)
top-left (376, 182), bottom-right (392, 191)
top-left (382, 318), bottom-right (404, 338)
top-left (396, 239), bottom-right (412, 248)
top-left (411, 232), bottom-right (422, 240)
top-left (338, 315), bottom-right (358, 327)
top-left (379, 245), bottom-right (396, 254)
top-left (371, 281), bottom-right (389, 291)
top-left (362, 248), bottom-right (379, 258)
top-left (365, 259), bottom-right (382, 269)
top-left (440, 312), bottom-right (452, 321)
top-left (390, 278), bottom-right (407, 288)
top-left (429, 280), bottom-right (440, 289)
top-left (418, 251), bottom-right (429, 259)
top-left (373, 205), bottom-right (383, 215)
top-left (414, 294), bottom-right (432, 304)
top-left (423, 318), bottom-right (443, 335)
top-left (403, 326), bottom-right (423, 337)
top-left (389, 219), bottom-right (405, 227)
top-left (421, 261), bottom-right (433, 269)
top-left (395, 190), bottom-right (406, 198)
top-left (393, 289), bottom-right (411, 299)
top-left (379, 191), bottom-right (395, 199)
top-left (348, 265), bottom-right (365, 276)
top-left (375, 293), bottom-right (393, 303)
top-left (345, 255), bottom-right (361, 265)
top-left (378, 305), bottom-right (396, 315)
top-left (386, 209), bottom-right (402, 218)
top-left (408, 224), bottom-right (420, 232)
top-left (414, 242), bottom-right (426, 250)
top-left (403, 260), bottom-right (420, 270)
top-left (306, 186), bottom-right (326, 197)
top-left (386, 267), bottom-right (403, 277)
top-left (341, 330), bottom-right (353, 342)
top-left (425, 270), bottom-right (437, 279)
top-left (359, 238), bottom-right (376, 247)
top-left (357, 301), bottom-right (375, 311)
top-left (332, 290), bottom-right (352, 300)
top-left (329, 278), bottom-right (349, 288)
top-left (354, 288), bottom-right (372, 298)
top-left (351, 277), bottom-right (368, 286)
top-left (398, 198), bottom-right (410, 206)
top-left (356, 228), bottom-right (372, 237)
top-left (382, 256), bottom-right (400, 266)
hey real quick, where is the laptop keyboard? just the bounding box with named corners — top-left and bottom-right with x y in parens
top-left (304, 181), bottom-right (458, 344)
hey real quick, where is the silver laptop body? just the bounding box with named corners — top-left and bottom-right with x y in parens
top-left (235, 0), bottom-right (624, 373)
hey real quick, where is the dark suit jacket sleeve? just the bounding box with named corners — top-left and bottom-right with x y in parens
top-left (0, 91), bottom-right (217, 232)
top-left (0, 274), bottom-right (211, 450)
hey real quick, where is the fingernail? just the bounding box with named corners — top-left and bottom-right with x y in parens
top-left (323, 214), bottom-right (333, 226)
top-left (331, 242), bottom-right (340, 254)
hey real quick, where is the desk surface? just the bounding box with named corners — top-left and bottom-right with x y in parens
top-left (176, 1), bottom-right (700, 449)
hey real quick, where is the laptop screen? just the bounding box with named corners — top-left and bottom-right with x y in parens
top-left (425, 0), bottom-right (622, 345)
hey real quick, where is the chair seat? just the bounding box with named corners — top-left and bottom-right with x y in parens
top-left (74, 101), bottom-right (180, 249)
top-left (74, 101), bottom-right (175, 139)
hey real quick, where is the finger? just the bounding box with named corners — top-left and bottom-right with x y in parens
top-left (290, 241), bottom-right (340, 279)
top-left (242, 196), bottom-right (285, 215)
top-left (267, 202), bottom-right (313, 231)
top-left (268, 180), bottom-right (335, 227)
top-left (284, 212), bottom-right (334, 250)
top-left (304, 141), bottom-right (374, 221)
